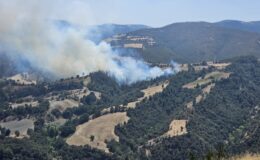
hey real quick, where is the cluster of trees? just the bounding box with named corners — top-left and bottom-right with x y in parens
top-left (0, 100), bottom-right (50, 121)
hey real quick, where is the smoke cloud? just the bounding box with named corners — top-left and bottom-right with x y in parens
top-left (0, 0), bottom-right (178, 84)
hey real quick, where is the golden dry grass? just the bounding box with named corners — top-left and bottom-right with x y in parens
top-left (83, 77), bottom-right (91, 86)
top-left (202, 83), bottom-right (215, 94)
top-left (0, 119), bottom-right (34, 137)
top-left (66, 112), bottom-right (129, 153)
top-left (187, 83), bottom-right (215, 109)
top-left (142, 81), bottom-right (169, 98)
top-left (183, 72), bottom-right (230, 89)
top-left (164, 120), bottom-right (188, 137)
top-left (49, 99), bottom-right (79, 112)
top-left (125, 81), bottom-right (169, 109)
top-left (208, 62), bottom-right (231, 70)
top-left (124, 43), bottom-right (143, 49)
top-left (7, 73), bottom-right (36, 85)
top-left (180, 64), bottom-right (189, 71)
top-left (230, 154), bottom-right (260, 160)
top-left (11, 101), bottom-right (39, 109)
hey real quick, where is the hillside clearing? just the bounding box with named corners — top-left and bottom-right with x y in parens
top-left (0, 119), bottom-right (34, 137)
top-left (126, 81), bottom-right (169, 109)
top-left (231, 154), bottom-right (260, 160)
top-left (7, 73), bottom-right (36, 85)
top-left (164, 120), bottom-right (188, 137)
top-left (208, 62), bottom-right (231, 70)
top-left (187, 83), bottom-right (216, 109)
top-left (183, 71), bottom-right (230, 89)
top-left (49, 99), bottom-right (79, 113)
top-left (66, 112), bottom-right (129, 153)
top-left (101, 81), bottom-right (169, 114)
top-left (10, 101), bottom-right (39, 109)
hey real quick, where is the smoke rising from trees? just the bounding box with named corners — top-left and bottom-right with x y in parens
top-left (0, 0), bottom-right (178, 84)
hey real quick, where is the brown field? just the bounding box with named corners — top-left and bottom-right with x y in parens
top-left (205, 71), bottom-right (230, 79)
top-left (83, 76), bottom-right (91, 86)
top-left (125, 81), bottom-right (169, 109)
top-left (142, 81), bottom-right (169, 98)
top-left (195, 95), bottom-right (203, 104)
top-left (66, 87), bottom-right (101, 100)
top-left (208, 62), bottom-right (231, 70)
top-left (164, 120), bottom-right (188, 137)
top-left (180, 64), bottom-right (189, 71)
top-left (66, 112), bottom-right (129, 153)
top-left (186, 101), bottom-right (193, 109)
top-left (202, 83), bottom-right (215, 94)
top-left (193, 62), bottom-right (231, 71)
top-left (194, 65), bottom-right (209, 71)
top-left (0, 119), bottom-right (34, 137)
top-left (7, 73), bottom-right (36, 85)
top-left (48, 118), bottom-right (67, 126)
top-left (10, 101), bottom-right (39, 109)
top-left (49, 99), bottom-right (79, 112)
top-left (187, 83), bottom-right (216, 109)
top-left (230, 154), bottom-right (260, 160)
top-left (124, 43), bottom-right (143, 49)
top-left (183, 71), bottom-right (230, 89)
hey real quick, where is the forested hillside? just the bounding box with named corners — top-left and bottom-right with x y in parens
top-left (0, 56), bottom-right (259, 160)
top-left (107, 22), bottom-right (260, 63)
top-left (103, 56), bottom-right (259, 159)
top-left (215, 20), bottom-right (260, 33)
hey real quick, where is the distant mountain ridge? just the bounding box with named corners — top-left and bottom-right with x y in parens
top-left (107, 20), bottom-right (260, 63)
top-left (215, 20), bottom-right (260, 33)
top-left (88, 24), bottom-right (150, 43)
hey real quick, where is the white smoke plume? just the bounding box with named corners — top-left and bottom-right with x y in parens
top-left (0, 0), bottom-right (177, 84)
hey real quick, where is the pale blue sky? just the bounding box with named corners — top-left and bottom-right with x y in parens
top-left (84, 0), bottom-right (260, 27)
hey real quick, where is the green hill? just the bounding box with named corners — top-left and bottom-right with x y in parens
top-left (0, 56), bottom-right (259, 160)
top-left (215, 20), bottom-right (260, 33)
top-left (108, 22), bottom-right (260, 63)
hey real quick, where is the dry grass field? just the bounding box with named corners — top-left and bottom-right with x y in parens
top-left (126, 81), bottom-right (169, 109)
top-left (187, 83), bottom-right (216, 109)
top-left (7, 73), bottom-right (36, 85)
top-left (10, 101), bottom-right (39, 109)
top-left (202, 83), bottom-right (215, 94)
top-left (142, 81), bottom-right (169, 98)
top-left (183, 71), bottom-right (230, 89)
top-left (68, 81), bottom-right (169, 152)
top-left (164, 120), bottom-right (188, 137)
top-left (230, 154), bottom-right (260, 160)
top-left (66, 112), bottom-right (129, 153)
top-left (208, 62), bottom-right (231, 70)
top-left (124, 43), bottom-right (143, 49)
top-left (0, 119), bottom-right (34, 137)
top-left (49, 99), bottom-right (79, 112)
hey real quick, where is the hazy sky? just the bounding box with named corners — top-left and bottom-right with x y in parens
top-left (84, 0), bottom-right (260, 27)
